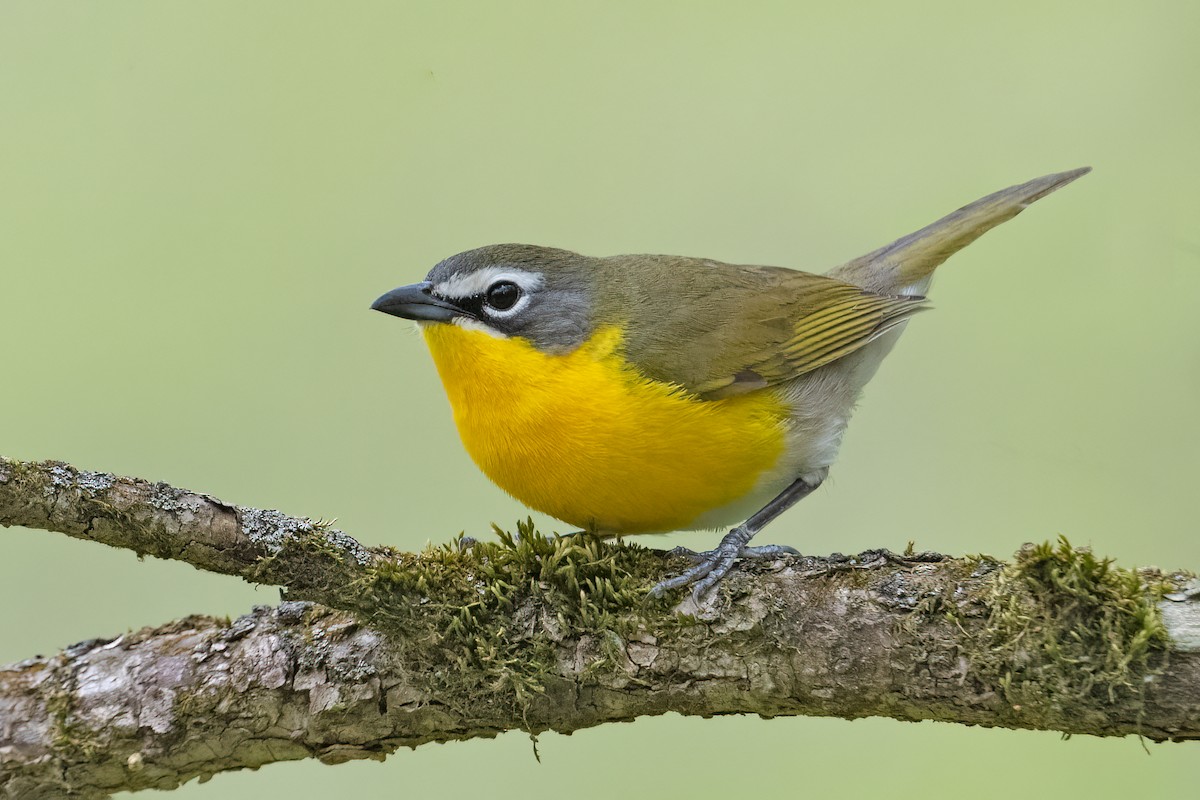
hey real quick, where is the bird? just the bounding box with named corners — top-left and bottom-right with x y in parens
top-left (372, 168), bottom-right (1090, 601)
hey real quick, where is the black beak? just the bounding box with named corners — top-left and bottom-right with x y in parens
top-left (371, 282), bottom-right (461, 322)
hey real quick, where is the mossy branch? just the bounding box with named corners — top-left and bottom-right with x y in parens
top-left (1, 456), bottom-right (1199, 799)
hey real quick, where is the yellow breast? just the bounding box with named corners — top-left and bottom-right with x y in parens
top-left (422, 323), bottom-right (788, 533)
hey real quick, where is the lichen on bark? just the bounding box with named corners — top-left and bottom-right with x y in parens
top-left (2, 455), bottom-right (1200, 799)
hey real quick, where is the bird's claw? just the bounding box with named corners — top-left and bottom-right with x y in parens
top-left (651, 540), bottom-right (800, 602)
top-left (667, 543), bottom-right (800, 564)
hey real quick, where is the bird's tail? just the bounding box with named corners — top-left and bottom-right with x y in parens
top-left (827, 167), bottom-right (1091, 296)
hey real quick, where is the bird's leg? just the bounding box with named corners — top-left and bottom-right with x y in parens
top-left (649, 476), bottom-right (823, 601)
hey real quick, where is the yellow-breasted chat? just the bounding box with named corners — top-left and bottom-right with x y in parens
top-left (372, 168), bottom-right (1089, 600)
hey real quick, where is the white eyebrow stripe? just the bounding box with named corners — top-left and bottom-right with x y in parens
top-left (432, 267), bottom-right (544, 299)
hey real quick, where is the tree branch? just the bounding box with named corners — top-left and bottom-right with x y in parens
top-left (0, 457), bottom-right (392, 618)
top-left (2, 456), bottom-right (1198, 799)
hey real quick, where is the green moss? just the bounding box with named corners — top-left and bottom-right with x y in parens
top-left (968, 537), bottom-right (1172, 719)
top-left (171, 685), bottom-right (214, 721)
top-left (46, 688), bottom-right (100, 758)
top-left (347, 520), bottom-right (675, 720)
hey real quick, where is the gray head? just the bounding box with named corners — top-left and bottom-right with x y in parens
top-left (371, 244), bottom-right (596, 352)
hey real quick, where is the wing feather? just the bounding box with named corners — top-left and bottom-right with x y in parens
top-left (601, 254), bottom-right (926, 398)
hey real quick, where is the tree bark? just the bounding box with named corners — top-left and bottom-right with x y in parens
top-left (1, 456), bottom-right (1198, 799)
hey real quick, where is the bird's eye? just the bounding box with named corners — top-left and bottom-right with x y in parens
top-left (485, 280), bottom-right (521, 311)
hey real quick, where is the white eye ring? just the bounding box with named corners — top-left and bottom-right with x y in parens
top-left (482, 281), bottom-right (531, 319)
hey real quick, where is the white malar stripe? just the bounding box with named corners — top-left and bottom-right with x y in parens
top-left (432, 267), bottom-right (545, 301)
top-left (452, 316), bottom-right (508, 338)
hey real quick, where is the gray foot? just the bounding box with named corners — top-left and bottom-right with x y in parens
top-left (668, 543), bottom-right (800, 564)
top-left (650, 530), bottom-right (798, 601)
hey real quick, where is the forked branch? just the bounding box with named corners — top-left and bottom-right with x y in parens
top-left (1, 456), bottom-right (1198, 799)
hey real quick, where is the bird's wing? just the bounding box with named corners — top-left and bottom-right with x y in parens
top-left (611, 257), bottom-right (926, 398)
top-left (686, 276), bottom-right (926, 398)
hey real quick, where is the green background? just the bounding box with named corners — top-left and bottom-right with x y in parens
top-left (3, 1), bottom-right (1198, 797)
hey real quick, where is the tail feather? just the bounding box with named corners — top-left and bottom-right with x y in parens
top-left (827, 167), bottom-right (1090, 295)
